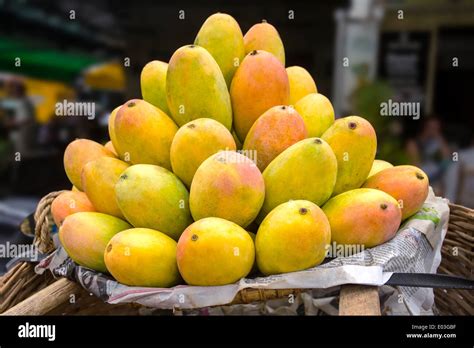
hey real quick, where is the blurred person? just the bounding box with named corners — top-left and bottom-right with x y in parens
top-left (406, 117), bottom-right (451, 194)
top-left (0, 78), bottom-right (38, 192)
top-left (443, 138), bottom-right (474, 208)
top-left (0, 78), bottom-right (37, 155)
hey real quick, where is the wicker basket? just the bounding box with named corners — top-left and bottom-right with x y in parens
top-left (1, 191), bottom-right (473, 315)
top-left (434, 203), bottom-right (474, 315)
top-left (0, 191), bottom-right (61, 313)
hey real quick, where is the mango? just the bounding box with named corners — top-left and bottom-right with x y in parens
top-left (108, 106), bottom-right (121, 155)
top-left (190, 151), bottom-right (264, 228)
top-left (243, 20), bottom-right (285, 66)
top-left (104, 228), bottom-right (180, 287)
top-left (242, 105), bottom-right (307, 171)
top-left (81, 157), bottom-right (129, 219)
top-left (367, 159), bottom-right (393, 179)
top-left (259, 137), bottom-right (337, 220)
top-left (104, 141), bottom-right (117, 156)
top-left (230, 50), bottom-right (289, 141)
top-left (166, 44), bottom-right (232, 129)
top-left (194, 13), bottom-right (245, 87)
top-left (115, 164), bottom-right (192, 240)
top-left (140, 60), bottom-right (170, 114)
top-left (294, 93), bottom-right (334, 137)
top-left (363, 165), bottom-right (429, 220)
top-left (63, 139), bottom-right (115, 191)
top-left (59, 212), bottom-right (131, 272)
top-left (170, 118), bottom-right (236, 187)
top-left (321, 116), bottom-right (377, 196)
top-left (114, 99), bottom-right (177, 169)
top-left (286, 66), bottom-right (317, 105)
top-left (322, 188), bottom-right (401, 248)
top-left (51, 191), bottom-right (96, 226)
top-left (176, 217), bottom-right (255, 286)
top-left (256, 200), bottom-right (330, 275)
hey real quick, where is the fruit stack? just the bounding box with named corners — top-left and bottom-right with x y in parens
top-left (53, 13), bottom-right (429, 288)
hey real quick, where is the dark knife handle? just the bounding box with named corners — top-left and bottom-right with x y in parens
top-left (386, 273), bottom-right (474, 289)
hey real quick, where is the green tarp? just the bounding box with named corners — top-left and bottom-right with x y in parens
top-left (0, 37), bottom-right (98, 83)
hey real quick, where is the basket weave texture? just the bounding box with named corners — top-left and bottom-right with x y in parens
top-left (434, 203), bottom-right (474, 315)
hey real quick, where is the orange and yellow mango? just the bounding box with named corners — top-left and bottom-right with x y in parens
top-left (177, 217), bottom-right (255, 286)
top-left (230, 50), bottom-right (289, 142)
top-left (190, 151), bottom-right (265, 228)
top-left (242, 105), bottom-right (307, 171)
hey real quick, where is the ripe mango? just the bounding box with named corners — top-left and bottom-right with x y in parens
top-left (166, 44), bottom-right (232, 129)
top-left (322, 188), bottom-right (401, 248)
top-left (104, 141), bottom-right (117, 156)
top-left (230, 50), bottom-right (289, 141)
top-left (294, 93), bottom-right (334, 137)
top-left (367, 159), bottom-right (393, 179)
top-left (63, 139), bottom-right (115, 191)
top-left (363, 165), bottom-right (429, 220)
top-left (114, 99), bottom-right (177, 169)
top-left (115, 164), bottom-right (192, 240)
top-left (321, 116), bottom-right (377, 196)
top-left (170, 118), bottom-right (236, 187)
top-left (243, 20), bottom-right (285, 66)
top-left (59, 212), bottom-right (131, 272)
top-left (176, 217), bottom-right (255, 286)
top-left (81, 157), bottom-right (129, 219)
top-left (108, 106), bottom-right (121, 155)
top-left (190, 151), bottom-right (264, 228)
top-left (256, 200), bottom-right (330, 275)
top-left (140, 60), bottom-right (170, 115)
top-left (51, 191), bottom-right (96, 226)
top-left (259, 138), bottom-right (337, 220)
top-left (194, 13), bottom-right (245, 87)
top-left (104, 228), bottom-right (180, 287)
top-left (242, 105), bottom-right (307, 171)
top-left (286, 66), bottom-right (317, 105)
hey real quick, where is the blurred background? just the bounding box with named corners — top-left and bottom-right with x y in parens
top-left (0, 0), bottom-right (473, 272)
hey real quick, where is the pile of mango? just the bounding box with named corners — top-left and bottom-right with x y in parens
top-left (53, 13), bottom-right (429, 288)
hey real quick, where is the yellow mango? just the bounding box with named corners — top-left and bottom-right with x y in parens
top-left (195, 13), bottom-right (245, 86)
top-left (286, 66), bottom-right (317, 105)
top-left (104, 228), bottom-right (180, 287)
top-left (259, 137), bottom-right (337, 220)
top-left (321, 116), bottom-right (377, 196)
top-left (63, 139), bottom-right (115, 191)
top-left (256, 200), bottom-right (330, 275)
top-left (115, 164), bottom-right (192, 240)
top-left (294, 93), bottom-right (335, 137)
top-left (166, 44), bottom-right (232, 129)
top-left (81, 157), bottom-right (129, 219)
top-left (114, 99), bottom-right (177, 169)
top-left (140, 60), bottom-right (170, 115)
top-left (176, 217), bottom-right (254, 286)
top-left (170, 118), bottom-right (236, 187)
top-left (244, 20), bottom-right (285, 65)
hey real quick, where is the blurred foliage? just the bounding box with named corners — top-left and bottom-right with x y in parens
top-left (351, 78), bottom-right (410, 165)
